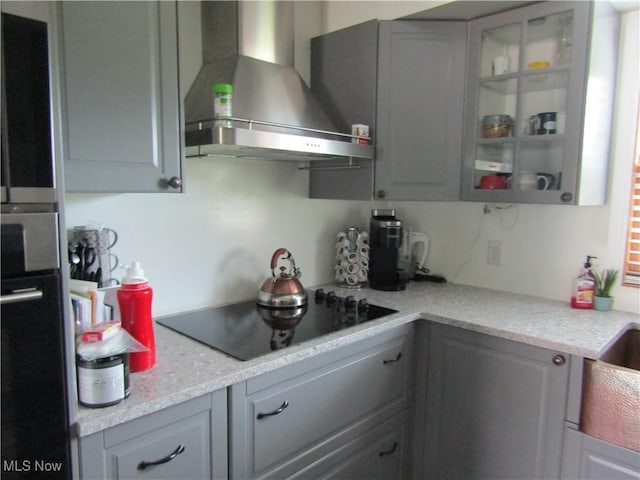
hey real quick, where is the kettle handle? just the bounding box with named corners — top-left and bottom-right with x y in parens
top-left (270, 248), bottom-right (299, 278)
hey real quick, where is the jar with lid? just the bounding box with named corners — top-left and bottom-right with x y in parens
top-left (481, 114), bottom-right (512, 138)
top-left (213, 83), bottom-right (233, 127)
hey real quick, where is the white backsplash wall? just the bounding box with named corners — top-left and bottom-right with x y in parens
top-left (64, 159), bottom-right (373, 315)
top-left (384, 201), bottom-right (637, 310)
top-left (64, 2), bottom-right (639, 316)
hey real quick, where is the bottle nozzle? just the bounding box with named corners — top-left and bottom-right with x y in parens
top-left (121, 261), bottom-right (146, 283)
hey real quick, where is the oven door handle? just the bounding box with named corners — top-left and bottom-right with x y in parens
top-left (1, 289), bottom-right (44, 305)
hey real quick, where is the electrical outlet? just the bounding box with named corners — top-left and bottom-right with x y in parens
top-left (487, 239), bottom-right (502, 266)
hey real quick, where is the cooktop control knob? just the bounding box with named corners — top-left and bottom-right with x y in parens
top-left (326, 291), bottom-right (337, 306)
top-left (314, 288), bottom-right (326, 302)
top-left (345, 296), bottom-right (357, 313)
top-left (357, 298), bottom-right (369, 313)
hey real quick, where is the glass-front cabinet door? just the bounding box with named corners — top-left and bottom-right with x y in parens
top-left (461, 1), bottom-right (615, 205)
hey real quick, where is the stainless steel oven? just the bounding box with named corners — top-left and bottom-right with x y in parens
top-left (1, 10), bottom-right (70, 479)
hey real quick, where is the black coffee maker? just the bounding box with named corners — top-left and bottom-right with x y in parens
top-left (369, 209), bottom-right (406, 291)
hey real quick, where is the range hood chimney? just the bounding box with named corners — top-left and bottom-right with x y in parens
top-left (184, 1), bottom-right (373, 161)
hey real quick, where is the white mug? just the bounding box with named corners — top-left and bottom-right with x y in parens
top-left (518, 171), bottom-right (549, 191)
top-left (492, 56), bottom-right (510, 75)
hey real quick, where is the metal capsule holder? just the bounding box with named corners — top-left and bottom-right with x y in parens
top-left (335, 227), bottom-right (369, 288)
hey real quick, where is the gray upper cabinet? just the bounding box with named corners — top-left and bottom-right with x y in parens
top-left (310, 20), bottom-right (466, 201)
top-left (58, 1), bottom-right (183, 193)
top-left (461, 1), bottom-right (619, 205)
top-left (420, 323), bottom-right (570, 479)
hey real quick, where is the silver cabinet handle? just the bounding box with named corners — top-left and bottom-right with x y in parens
top-left (383, 352), bottom-right (402, 365)
top-left (0, 289), bottom-right (43, 305)
top-left (552, 354), bottom-right (566, 366)
top-left (167, 176), bottom-right (182, 189)
top-left (137, 444), bottom-right (185, 470)
top-left (257, 401), bottom-right (289, 420)
top-left (561, 192), bottom-right (573, 203)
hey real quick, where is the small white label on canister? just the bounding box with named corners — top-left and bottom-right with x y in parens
top-left (78, 363), bottom-right (125, 406)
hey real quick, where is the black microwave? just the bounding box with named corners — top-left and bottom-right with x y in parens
top-left (1, 12), bottom-right (56, 205)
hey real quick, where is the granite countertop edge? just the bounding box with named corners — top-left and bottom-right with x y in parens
top-left (73, 282), bottom-right (639, 437)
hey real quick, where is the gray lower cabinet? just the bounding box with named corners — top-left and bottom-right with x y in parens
top-left (58, 1), bottom-right (183, 193)
top-left (309, 20), bottom-right (466, 201)
top-left (77, 391), bottom-right (227, 480)
top-left (229, 324), bottom-right (414, 479)
top-left (562, 427), bottom-right (640, 479)
top-left (293, 411), bottom-right (410, 480)
top-left (420, 322), bottom-right (570, 479)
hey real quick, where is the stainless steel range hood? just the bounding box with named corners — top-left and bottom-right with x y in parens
top-left (184, 1), bottom-right (373, 161)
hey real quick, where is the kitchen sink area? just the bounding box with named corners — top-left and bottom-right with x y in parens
top-left (581, 325), bottom-right (640, 453)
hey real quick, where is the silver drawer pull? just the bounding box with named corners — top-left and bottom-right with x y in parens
top-left (0, 289), bottom-right (43, 305)
top-left (257, 401), bottom-right (289, 420)
top-left (383, 352), bottom-right (402, 365)
top-left (137, 444), bottom-right (185, 470)
top-left (379, 442), bottom-right (398, 457)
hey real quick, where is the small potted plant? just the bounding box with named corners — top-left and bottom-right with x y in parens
top-left (590, 268), bottom-right (619, 311)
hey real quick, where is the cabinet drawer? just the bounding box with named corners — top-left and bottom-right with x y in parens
top-left (105, 410), bottom-right (211, 479)
top-left (249, 336), bottom-right (410, 473)
top-left (79, 391), bottom-right (228, 480)
top-left (293, 412), bottom-right (408, 480)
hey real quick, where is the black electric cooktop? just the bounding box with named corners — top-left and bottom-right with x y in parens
top-left (157, 289), bottom-right (397, 361)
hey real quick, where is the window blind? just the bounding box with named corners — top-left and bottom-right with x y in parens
top-left (623, 107), bottom-right (640, 286)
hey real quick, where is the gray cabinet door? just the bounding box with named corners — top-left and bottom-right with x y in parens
top-left (78, 391), bottom-right (228, 480)
top-left (59, 1), bottom-right (183, 193)
top-left (461, 1), bottom-right (618, 205)
top-left (423, 323), bottom-right (570, 479)
top-left (562, 428), bottom-right (640, 480)
top-left (309, 20), bottom-right (378, 200)
top-left (309, 20), bottom-right (466, 201)
top-left (106, 410), bottom-right (211, 480)
top-left (374, 21), bottom-right (466, 201)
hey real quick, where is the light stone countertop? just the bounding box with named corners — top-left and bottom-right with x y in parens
top-left (73, 282), bottom-right (639, 437)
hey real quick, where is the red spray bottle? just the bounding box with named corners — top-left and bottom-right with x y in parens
top-left (571, 256), bottom-right (596, 309)
top-left (118, 261), bottom-right (155, 372)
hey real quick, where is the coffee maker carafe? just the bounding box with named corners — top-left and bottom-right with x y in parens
top-left (369, 209), bottom-right (406, 291)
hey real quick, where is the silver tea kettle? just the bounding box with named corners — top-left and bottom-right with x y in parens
top-left (257, 248), bottom-right (308, 308)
